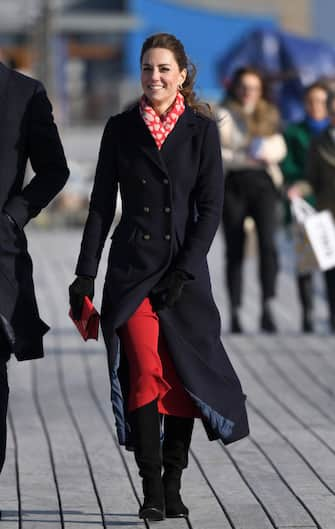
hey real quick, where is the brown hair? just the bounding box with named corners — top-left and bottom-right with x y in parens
top-left (304, 81), bottom-right (328, 99)
top-left (140, 33), bottom-right (212, 117)
top-left (226, 66), bottom-right (270, 102)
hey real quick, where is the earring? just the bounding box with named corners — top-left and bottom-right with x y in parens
top-left (178, 83), bottom-right (183, 91)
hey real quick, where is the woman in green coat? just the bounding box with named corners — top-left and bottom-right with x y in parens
top-left (305, 91), bottom-right (335, 332)
top-left (281, 81), bottom-right (329, 332)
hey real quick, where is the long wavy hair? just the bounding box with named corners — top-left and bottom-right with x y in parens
top-left (140, 33), bottom-right (212, 117)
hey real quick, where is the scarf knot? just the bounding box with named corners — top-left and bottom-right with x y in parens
top-left (140, 92), bottom-right (185, 149)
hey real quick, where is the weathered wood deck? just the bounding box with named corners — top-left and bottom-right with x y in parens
top-left (1, 228), bottom-right (335, 528)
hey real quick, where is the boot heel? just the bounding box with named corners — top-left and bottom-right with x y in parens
top-left (139, 506), bottom-right (165, 521)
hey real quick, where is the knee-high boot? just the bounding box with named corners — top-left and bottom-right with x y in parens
top-left (128, 399), bottom-right (165, 521)
top-left (162, 415), bottom-right (194, 518)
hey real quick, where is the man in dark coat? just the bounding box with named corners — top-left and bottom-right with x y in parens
top-left (0, 61), bottom-right (69, 494)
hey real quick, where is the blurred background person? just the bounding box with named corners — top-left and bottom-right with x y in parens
top-left (217, 66), bottom-right (286, 333)
top-left (305, 90), bottom-right (335, 332)
top-left (281, 81), bottom-right (329, 332)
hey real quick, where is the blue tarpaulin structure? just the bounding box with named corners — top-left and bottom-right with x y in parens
top-left (217, 28), bottom-right (335, 122)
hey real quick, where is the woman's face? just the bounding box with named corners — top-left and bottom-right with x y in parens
top-left (304, 88), bottom-right (328, 121)
top-left (141, 47), bottom-right (187, 113)
top-left (235, 73), bottom-right (262, 110)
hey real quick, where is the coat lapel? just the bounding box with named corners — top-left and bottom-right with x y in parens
top-left (127, 105), bottom-right (169, 176)
top-left (160, 106), bottom-right (198, 164)
top-left (126, 104), bottom-right (198, 176)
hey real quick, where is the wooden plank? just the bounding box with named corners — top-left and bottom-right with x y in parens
top-left (30, 252), bottom-right (105, 528)
top-left (191, 425), bottom-right (275, 529)
top-left (6, 359), bottom-right (62, 529)
top-left (227, 340), bottom-right (335, 528)
top-left (0, 411), bottom-right (19, 526)
top-left (253, 336), bottom-right (335, 422)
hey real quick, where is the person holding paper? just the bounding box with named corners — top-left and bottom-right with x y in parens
top-left (305, 90), bottom-right (335, 331)
top-left (281, 81), bottom-right (329, 332)
top-left (0, 59), bottom-right (69, 509)
top-left (69, 33), bottom-right (249, 522)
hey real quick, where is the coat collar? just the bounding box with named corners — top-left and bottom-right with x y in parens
top-left (126, 103), bottom-right (198, 175)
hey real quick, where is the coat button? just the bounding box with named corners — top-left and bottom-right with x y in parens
top-left (164, 234), bottom-right (171, 241)
top-left (164, 207), bottom-right (171, 213)
top-left (141, 178), bottom-right (147, 184)
top-left (163, 178), bottom-right (169, 185)
top-left (143, 206), bottom-right (150, 213)
top-left (143, 234), bottom-right (151, 240)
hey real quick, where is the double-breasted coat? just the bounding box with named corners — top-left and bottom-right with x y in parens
top-left (0, 63), bottom-right (69, 360)
top-left (75, 103), bottom-right (249, 445)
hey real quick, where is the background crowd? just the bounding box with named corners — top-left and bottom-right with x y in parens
top-left (217, 69), bottom-right (335, 335)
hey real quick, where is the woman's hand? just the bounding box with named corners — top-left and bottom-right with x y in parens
top-left (69, 276), bottom-right (94, 320)
top-left (150, 269), bottom-right (191, 311)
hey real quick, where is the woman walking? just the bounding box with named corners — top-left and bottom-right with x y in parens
top-left (281, 82), bottom-right (329, 332)
top-left (69, 33), bottom-right (249, 521)
top-left (217, 67), bottom-right (286, 333)
top-left (305, 91), bottom-right (335, 331)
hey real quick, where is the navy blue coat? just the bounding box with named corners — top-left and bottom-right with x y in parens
top-left (0, 63), bottom-right (69, 360)
top-left (75, 103), bottom-right (249, 445)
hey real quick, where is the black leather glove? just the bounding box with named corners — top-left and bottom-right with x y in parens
top-left (150, 269), bottom-right (191, 311)
top-left (69, 276), bottom-right (94, 320)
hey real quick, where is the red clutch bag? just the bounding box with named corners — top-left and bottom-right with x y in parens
top-left (69, 296), bottom-right (100, 341)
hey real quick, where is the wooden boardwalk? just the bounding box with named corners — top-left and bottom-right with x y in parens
top-left (1, 228), bottom-right (335, 528)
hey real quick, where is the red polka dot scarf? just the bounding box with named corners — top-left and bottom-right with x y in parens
top-left (139, 92), bottom-right (185, 150)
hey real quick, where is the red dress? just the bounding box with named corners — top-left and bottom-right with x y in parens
top-left (119, 297), bottom-right (200, 417)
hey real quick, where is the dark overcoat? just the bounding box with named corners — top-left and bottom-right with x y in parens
top-left (0, 63), bottom-right (69, 361)
top-left (75, 104), bottom-right (249, 445)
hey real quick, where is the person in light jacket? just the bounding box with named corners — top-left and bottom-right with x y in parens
top-left (217, 66), bottom-right (287, 333)
top-left (69, 33), bottom-right (249, 522)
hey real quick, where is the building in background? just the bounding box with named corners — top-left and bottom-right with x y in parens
top-left (167, 0), bottom-right (312, 35)
top-left (313, 0), bottom-right (335, 47)
top-left (0, 0), bottom-right (332, 124)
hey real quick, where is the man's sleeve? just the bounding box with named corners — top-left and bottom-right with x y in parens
top-left (4, 82), bottom-right (69, 228)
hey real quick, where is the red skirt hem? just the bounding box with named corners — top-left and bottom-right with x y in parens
top-left (119, 297), bottom-right (200, 418)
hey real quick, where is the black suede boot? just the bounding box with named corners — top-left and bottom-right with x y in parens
top-left (129, 399), bottom-right (165, 521)
top-left (324, 269), bottom-right (335, 333)
top-left (230, 308), bottom-right (243, 333)
top-left (260, 299), bottom-right (277, 333)
top-left (297, 274), bottom-right (314, 333)
top-left (162, 415), bottom-right (194, 518)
